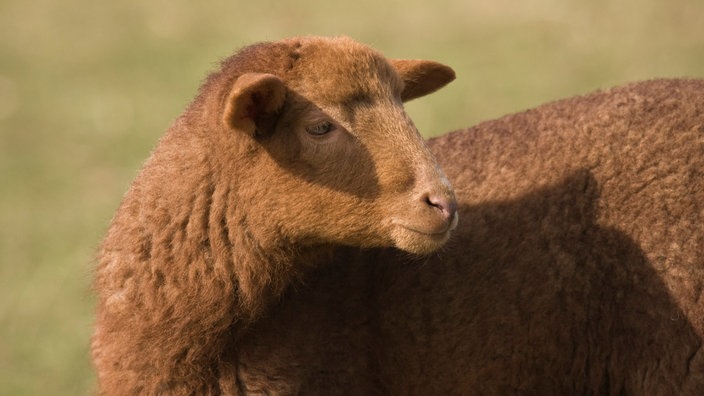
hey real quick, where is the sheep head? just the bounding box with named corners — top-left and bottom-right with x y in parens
top-left (209, 36), bottom-right (457, 255)
top-left (93, 37), bottom-right (459, 394)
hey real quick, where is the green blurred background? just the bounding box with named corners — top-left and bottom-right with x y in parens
top-left (1, 0), bottom-right (702, 393)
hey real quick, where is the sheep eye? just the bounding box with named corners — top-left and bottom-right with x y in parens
top-left (305, 121), bottom-right (335, 136)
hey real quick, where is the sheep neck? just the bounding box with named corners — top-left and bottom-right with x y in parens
top-left (206, 171), bottom-right (333, 324)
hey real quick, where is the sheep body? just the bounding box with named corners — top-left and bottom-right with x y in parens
top-left (231, 78), bottom-right (704, 395)
top-left (391, 77), bottom-right (704, 394)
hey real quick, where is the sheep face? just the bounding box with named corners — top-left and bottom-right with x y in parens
top-left (217, 37), bottom-right (457, 255)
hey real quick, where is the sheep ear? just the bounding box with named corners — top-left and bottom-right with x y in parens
top-left (390, 59), bottom-right (456, 102)
top-left (223, 73), bottom-right (286, 136)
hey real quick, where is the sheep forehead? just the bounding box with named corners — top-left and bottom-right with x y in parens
top-left (286, 37), bottom-right (403, 106)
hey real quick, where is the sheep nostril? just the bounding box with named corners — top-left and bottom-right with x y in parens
top-left (424, 193), bottom-right (457, 221)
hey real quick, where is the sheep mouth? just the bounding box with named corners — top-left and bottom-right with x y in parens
top-left (393, 213), bottom-right (459, 238)
top-left (389, 213), bottom-right (458, 255)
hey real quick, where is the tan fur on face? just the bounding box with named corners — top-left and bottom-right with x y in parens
top-left (91, 36), bottom-right (456, 394)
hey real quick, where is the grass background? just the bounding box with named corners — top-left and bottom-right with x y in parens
top-left (1, 0), bottom-right (703, 393)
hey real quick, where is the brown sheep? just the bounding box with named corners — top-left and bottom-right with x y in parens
top-left (91, 36), bottom-right (458, 394)
top-left (225, 79), bottom-right (704, 395)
